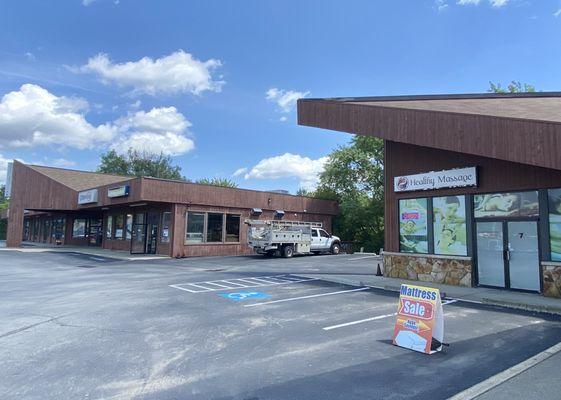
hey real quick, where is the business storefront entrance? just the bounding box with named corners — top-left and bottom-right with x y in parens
top-left (130, 212), bottom-right (159, 254)
top-left (476, 220), bottom-right (541, 292)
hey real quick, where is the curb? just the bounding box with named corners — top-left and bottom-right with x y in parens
top-left (297, 274), bottom-right (561, 316)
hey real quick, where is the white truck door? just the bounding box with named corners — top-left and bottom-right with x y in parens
top-left (311, 229), bottom-right (321, 250)
top-left (319, 229), bottom-right (331, 250)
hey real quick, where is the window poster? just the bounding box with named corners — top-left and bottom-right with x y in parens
top-left (474, 191), bottom-right (539, 218)
top-left (433, 196), bottom-right (467, 256)
top-left (549, 189), bottom-right (561, 262)
top-left (399, 198), bottom-right (428, 253)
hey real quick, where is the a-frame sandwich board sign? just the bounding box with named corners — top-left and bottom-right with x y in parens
top-left (392, 283), bottom-right (444, 354)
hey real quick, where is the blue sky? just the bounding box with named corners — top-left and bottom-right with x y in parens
top-left (1, 0), bottom-right (561, 193)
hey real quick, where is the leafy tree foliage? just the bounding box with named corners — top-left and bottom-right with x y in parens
top-left (488, 81), bottom-right (536, 93)
top-left (97, 149), bottom-right (185, 180)
top-left (0, 185), bottom-right (9, 240)
top-left (196, 177), bottom-right (238, 188)
top-left (308, 136), bottom-right (385, 253)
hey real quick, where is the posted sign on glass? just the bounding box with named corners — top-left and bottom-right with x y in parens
top-left (433, 196), bottom-right (467, 256)
top-left (399, 198), bottom-right (428, 254)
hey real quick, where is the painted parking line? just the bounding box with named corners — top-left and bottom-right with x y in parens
top-left (169, 274), bottom-right (318, 294)
top-left (322, 300), bottom-right (458, 331)
top-left (243, 287), bottom-right (371, 308)
top-left (323, 312), bottom-right (398, 331)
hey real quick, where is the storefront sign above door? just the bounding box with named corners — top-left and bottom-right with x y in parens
top-left (108, 185), bottom-right (130, 198)
top-left (78, 189), bottom-right (99, 204)
top-left (394, 167), bottom-right (477, 192)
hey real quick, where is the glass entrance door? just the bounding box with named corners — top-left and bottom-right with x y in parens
top-left (476, 221), bottom-right (506, 288)
top-left (476, 220), bottom-right (540, 291)
top-left (131, 223), bottom-right (147, 254)
top-left (507, 221), bottom-right (540, 291)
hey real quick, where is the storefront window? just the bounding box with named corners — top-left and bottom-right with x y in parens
top-left (549, 189), bottom-right (561, 261)
top-left (42, 219), bottom-right (51, 242)
top-left (161, 212), bottom-right (171, 243)
top-left (207, 213), bottom-right (223, 242)
top-left (106, 215), bottom-right (113, 239)
top-left (399, 198), bottom-right (428, 253)
top-left (125, 214), bottom-right (133, 240)
top-left (114, 215), bottom-right (124, 239)
top-left (186, 212), bottom-right (204, 243)
top-left (433, 196), bottom-right (467, 256)
top-left (474, 191), bottom-right (539, 218)
top-left (73, 218), bottom-right (87, 238)
top-left (225, 214), bottom-right (240, 242)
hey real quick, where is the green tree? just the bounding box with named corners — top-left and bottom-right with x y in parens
top-left (488, 81), bottom-right (536, 93)
top-left (0, 185), bottom-right (9, 240)
top-left (314, 136), bottom-right (385, 253)
top-left (196, 177), bottom-right (238, 188)
top-left (98, 149), bottom-right (185, 180)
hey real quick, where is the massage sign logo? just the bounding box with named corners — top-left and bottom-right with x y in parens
top-left (392, 284), bottom-right (444, 354)
top-left (397, 177), bottom-right (409, 191)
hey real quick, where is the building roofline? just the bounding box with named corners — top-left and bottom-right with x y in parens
top-left (140, 176), bottom-right (331, 202)
top-left (26, 163), bottom-right (131, 180)
top-left (299, 91), bottom-right (561, 104)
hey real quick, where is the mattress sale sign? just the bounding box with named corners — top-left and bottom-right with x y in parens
top-left (392, 284), bottom-right (444, 354)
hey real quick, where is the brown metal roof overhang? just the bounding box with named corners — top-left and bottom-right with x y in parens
top-left (297, 92), bottom-right (561, 171)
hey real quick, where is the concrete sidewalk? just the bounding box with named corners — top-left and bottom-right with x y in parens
top-left (297, 269), bottom-right (561, 315)
top-left (0, 241), bottom-right (169, 261)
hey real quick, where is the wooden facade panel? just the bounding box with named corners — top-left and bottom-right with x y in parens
top-left (384, 140), bottom-right (561, 252)
top-left (140, 178), bottom-right (338, 215)
top-left (298, 100), bottom-right (561, 171)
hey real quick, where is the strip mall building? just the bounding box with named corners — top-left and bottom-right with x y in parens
top-left (5, 161), bottom-right (338, 258)
top-left (298, 92), bottom-right (561, 298)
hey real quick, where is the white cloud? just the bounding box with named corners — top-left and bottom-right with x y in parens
top-left (232, 167), bottom-right (247, 177)
top-left (0, 84), bottom-right (195, 157)
top-left (243, 153), bottom-right (328, 190)
top-left (111, 107), bottom-right (194, 156)
top-left (76, 50), bottom-right (224, 96)
top-left (24, 52), bottom-right (35, 61)
top-left (279, 116), bottom-right (288, 122)
top-left (0, 154), bottom-right (12, 184)
top-left (51, 158), bottom-right (76, 168)
top-left (266, 88), bottom-right (310, 113)
top-left (457, 0), bottom-right (509, 6)
top-left (0, 84), bottom-right (116, 149)
top-left (82, 0), bottom-right (97, 5)
top-left (554, 8), bottom-right (561, 17)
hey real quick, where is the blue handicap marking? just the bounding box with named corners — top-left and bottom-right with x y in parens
top-left (219, 291), bottom-right (271, 301)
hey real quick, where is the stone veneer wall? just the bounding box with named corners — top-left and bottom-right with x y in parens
top-left (542, 264), bottom-right (561, 298)
top-left (383, 252), bottom-right (473, 287)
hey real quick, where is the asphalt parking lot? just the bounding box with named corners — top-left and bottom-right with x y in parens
top-left (1, 251), bottom-right (561, 400)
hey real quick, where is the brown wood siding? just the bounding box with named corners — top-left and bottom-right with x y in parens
top-left (298, 100), bottom-right (561, 171)
top-left (140, 177), bottom-right (338, 215)
top-left (384, 140), bottom-right (561, 252)
top-left (8, 162), bottom-right (79, 246)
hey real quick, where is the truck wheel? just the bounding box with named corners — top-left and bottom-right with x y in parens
top-left (330, 243), bottom-right (341, 255)
top-left (282, 245), bottom-right (294, 258)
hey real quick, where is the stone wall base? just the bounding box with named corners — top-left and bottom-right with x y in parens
top-left (383, 253), bottom-right (473, 287)
top-left (543, 265), bottom-right (561, 298)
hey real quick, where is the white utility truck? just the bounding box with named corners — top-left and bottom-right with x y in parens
top-left (246, 219), bottom-right (341, 258)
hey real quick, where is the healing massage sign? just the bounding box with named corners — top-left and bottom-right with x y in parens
top-left (392, 284), bottom-right (444, 354)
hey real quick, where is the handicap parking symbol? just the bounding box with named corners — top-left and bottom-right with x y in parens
top-left (219, 291), bottom-right (270, 301)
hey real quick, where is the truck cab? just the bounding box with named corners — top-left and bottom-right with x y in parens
top-left (311, 228), bottom-right (341, 254)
